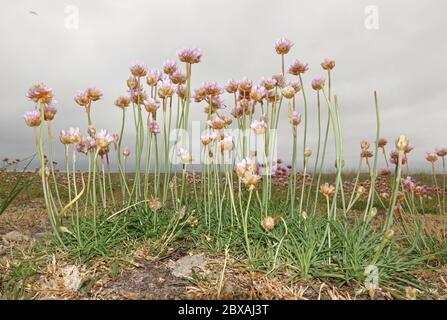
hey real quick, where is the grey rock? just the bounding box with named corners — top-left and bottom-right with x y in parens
top-left (169, 254), bottom-right (208, 278)
top-left (2, 231), bottom-right (30, 243)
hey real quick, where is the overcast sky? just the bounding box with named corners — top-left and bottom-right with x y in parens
top-left (1, 0), bottom-right (446, 172)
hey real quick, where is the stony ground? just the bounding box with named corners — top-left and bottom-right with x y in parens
top-left (1, 197), bottom-right (447, 300)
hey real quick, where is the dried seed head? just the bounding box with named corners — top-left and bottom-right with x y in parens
top-left (377, 138), bottom-right (388, 149)
top-left (147, 197), bottom-right (162, 212)
top-left (321, 58), bottom-right (336, 71)
top-left (87, 126), bottom-right (96, 138)
top-left (281, 86), bottom-right (296, 99)
top-left (320, 183), bottom-right (335, 198)
top-left (261, 216), bottom-right (275, 232)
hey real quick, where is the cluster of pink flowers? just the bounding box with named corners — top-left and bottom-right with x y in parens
top-left (74, 87), bottom-right (103, 107)
top-left (24, 83), bottom-right (57, 127)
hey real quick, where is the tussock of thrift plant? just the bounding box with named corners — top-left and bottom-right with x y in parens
top-left (22, 38), bottom-right (447, 292)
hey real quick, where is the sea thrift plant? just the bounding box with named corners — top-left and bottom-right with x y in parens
top-left (22, 37), bottom-right (447, 278)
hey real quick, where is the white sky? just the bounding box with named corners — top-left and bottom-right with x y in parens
top-left (1, 0), bottom-right (446, 171)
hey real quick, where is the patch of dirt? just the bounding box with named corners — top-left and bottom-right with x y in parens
top-left (0, 199), bottom-right (49, 236)
top-left (96, 258), bottom-right (190, 299)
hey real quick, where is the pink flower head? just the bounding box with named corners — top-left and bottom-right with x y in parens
top-left (146, 70), bottom-right (163, 87)
top-left (238, 77), bottom-right (253, 93)
top-left (115, 96), bottom-right (131, 109)
top-left (192, 86), bottom-right (206, 103)
top-left (425, 152), bottom-right (438, 163)
top-left (157, 78), bottom-right (175, 99)
top-left (96, 129), bottom-right (114, 149)
top-left (175, 84), bottom-right (186, 99)
top-left (86, 86), bottom-right (103, 102)
top-left (74, 90), bottom-right (90, 106)
top-left (225, 79), bottom-right (239, 94)
top-left (177, 147), bottom-right (192, 164)
top-left (403, 176), bottom-right (416, 190)
top-left (287, 80), bottom-right (301, 93)
top-left (162, 59), bottom-right (177, 75)
top-left (290, 111), bottom-right (302, 126)
top-left (288, 60), bottom-right (309, 76)
top-left (435, 147), bottom-right (447, 157)
top-left (207, 115), bottom-right (226, 130)
top-left (275, 37), bottom-right (294, 55)
top-left (220, 135), bottom-right (234, 152)
top-left (127, 76), bottom-right (139, 90)
top-left (149, 121), bottom-right (161, 135)
top-left (143, 98), bottom-right (160, 113)
top-left (201, 133), bottom-right (217, 146)
top-left (43, 103), bottom-right (57, 121)
top-left (59, 129), bottom-right (71, 144)
top-left (251, 120), bottom-right (268, 134)
top-left (177, 47), bottom-right (202, 64)
top-left (27, 83), bottom-right (53, 104)
top-left (68, 127), bottom-right (82, 144)
top-left (200, 82), bottom-right (223, 97)
top-left (250, 85), bottom-right (267, 102)
top-left (129, 89), bottom-right (147, 104)
top-left (130, 62), bottom-right (148, 78)
top-left (311, 76), bottom-right (325, 91)
top-left (23, 110), bottom-right (41, 127)
top-left (404, 144), bottom-right (414, 154)
top-left (380, 168), bottom-right (392, 176)
top-left (77, 136), bottom-right (96, 154)
top-left (321, 58), bottom-right (336, 71)
top-left (260, 77), bottom-right (277, 90)
top-left (390, 149), bottom-right (407, 165)
top-left (170, 70), bottom-right (187, 85)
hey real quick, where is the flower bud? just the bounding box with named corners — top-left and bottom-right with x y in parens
top-left (384, 229), bottom-right (394, 240)
top-left (304, 148), bottom-right (312, 158)
top-left (88, 126), bottom-right (96, 138)
top-left (123, 147), bottom-right (130, 157)
top-left (395, 135), bottom-right (409, 152)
